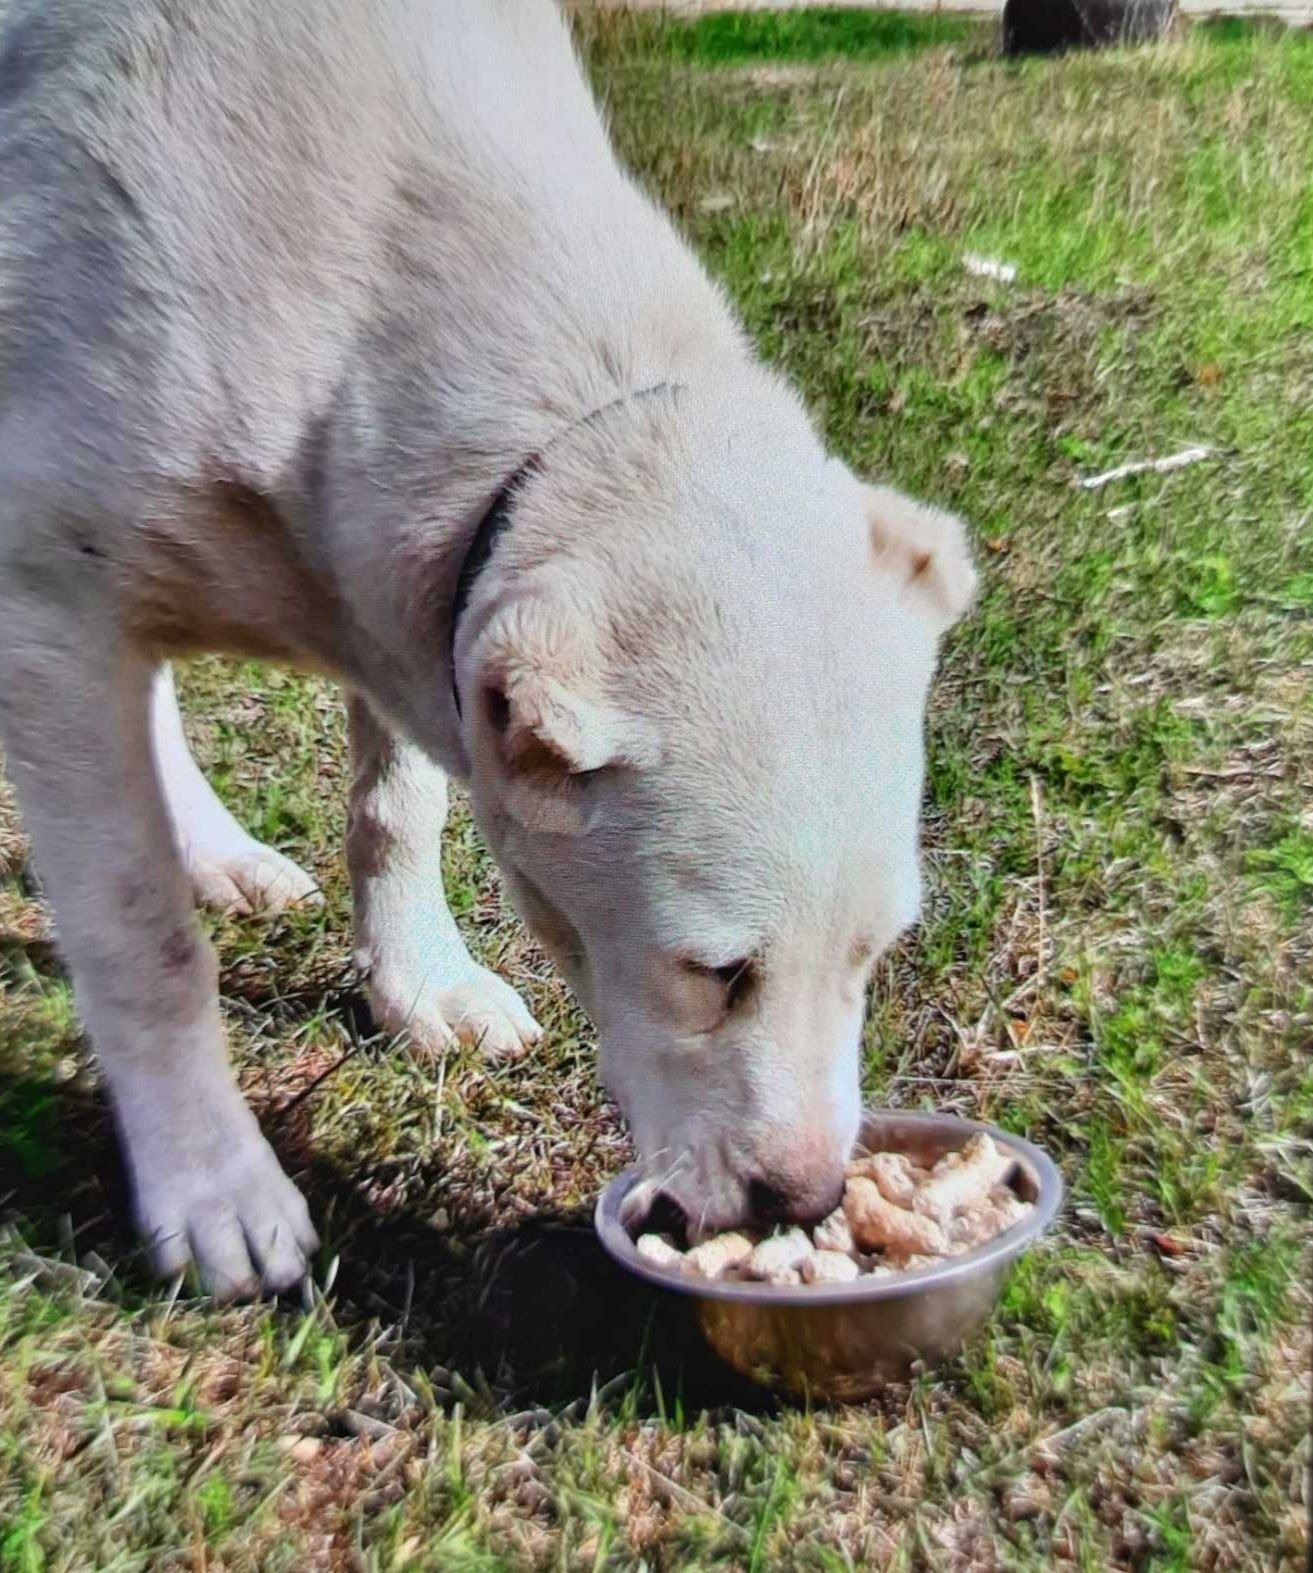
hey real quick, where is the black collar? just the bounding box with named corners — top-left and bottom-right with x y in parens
top-left (449, 382), bottom-right (680, 717)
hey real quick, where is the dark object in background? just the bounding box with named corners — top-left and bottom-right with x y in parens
top-left (1002, 0), bottom-right (1178, 56)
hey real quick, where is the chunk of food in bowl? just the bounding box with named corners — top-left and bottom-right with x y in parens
top-left (636, 1133), bottom-right (1034, 1284)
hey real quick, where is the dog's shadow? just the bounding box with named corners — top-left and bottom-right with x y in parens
top-left (0, 1057), bottom-right (778, 1418)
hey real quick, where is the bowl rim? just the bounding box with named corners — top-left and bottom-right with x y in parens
top-left (593, 1109), bottom-right (1065, 1308)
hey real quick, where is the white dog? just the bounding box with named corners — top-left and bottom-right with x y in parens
top-left (0, 0), bottom-right (976, 1296)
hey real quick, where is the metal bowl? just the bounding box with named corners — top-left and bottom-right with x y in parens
top-left (595, 1109), bottom-right (1064, 1402)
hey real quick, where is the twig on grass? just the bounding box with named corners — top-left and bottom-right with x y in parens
top-left (268, 1038), bottom-right (369, 1130)
top-left (964, 253), bottom-right (1018, 284)
top-left (1075, 445), bottom-right (1219, 491)
top-left (618, 1447), bottom-right (752, 1545)
top-left (1029, 774), bottom-right (1048, 981)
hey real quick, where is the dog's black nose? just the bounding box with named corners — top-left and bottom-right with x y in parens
top-left (747, 1171), bottom-right (845, 1228)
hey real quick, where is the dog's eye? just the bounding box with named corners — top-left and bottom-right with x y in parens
top-left (686, 957), bottom-right (755, 1011)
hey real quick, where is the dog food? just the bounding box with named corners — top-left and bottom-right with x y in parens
top-left (636, 1133), bottom-right (1032, 1284)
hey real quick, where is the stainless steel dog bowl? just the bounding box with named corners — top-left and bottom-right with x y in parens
top-left (595, 1110), bottom-right (1064, 1402)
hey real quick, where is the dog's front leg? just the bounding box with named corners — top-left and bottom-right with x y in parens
top-left (0, 594), bottom-right (316, 1298)
top-left (346, 694), bottom-right (541, 1060)
top-left (151, 664), bottom-right (322, 918)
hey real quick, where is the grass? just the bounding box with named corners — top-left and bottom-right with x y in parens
top-left (607, 8), bottom-right (980, 63)
top-left (2, 9), bottom-right (1311, 1570)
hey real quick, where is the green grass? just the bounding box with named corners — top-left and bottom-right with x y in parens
top-left (2, 10), bottom-right (1311, 1571)
top-left (599, 7), bottom-right (982, 64)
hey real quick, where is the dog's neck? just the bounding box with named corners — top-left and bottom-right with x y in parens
top-left (447, 382), bottom-right (683, 720)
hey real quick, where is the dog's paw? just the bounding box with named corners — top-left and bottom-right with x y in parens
top-left (135, 1125), bottom-right (318, 1300)
top-left (369, 964), bottom-right (543, 1062)
top-left (187, 843), bottom-right (322, 918)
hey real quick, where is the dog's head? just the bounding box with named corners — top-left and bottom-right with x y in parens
top-left (456, 387), bottom-right (976, 1235)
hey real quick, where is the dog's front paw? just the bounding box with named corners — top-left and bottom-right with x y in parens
top-left (186, 842), bottom-right (322, 918)
top-left (131, 1114), bottom-right (318, 1299)
top-left (369, 963), bottom-right (543, 1062)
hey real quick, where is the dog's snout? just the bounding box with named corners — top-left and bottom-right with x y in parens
top-left (741, 1124), bottom-right (850, 1227)
top-left (746, 1178), bottom-right (793, 1224)
top-left (746, 1166), bottom-right (845, 1228)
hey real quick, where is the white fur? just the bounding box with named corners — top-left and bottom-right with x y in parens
top-left (0, 0), bottom-right (975, 1290)
top-left (347, 692), bottom-right (542, 1060)
top-left (151, 667), bottom-right (322, 916)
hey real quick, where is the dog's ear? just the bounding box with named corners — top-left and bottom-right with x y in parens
top-left (473, 602), bottom-right (660, 833)
top-left (863, 483), bottom-right (978, 630)
top-left (488, 671), bottom-right (659, 777)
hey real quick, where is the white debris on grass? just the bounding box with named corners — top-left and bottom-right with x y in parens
top-left (1076, 445), bottom-right (1218, 491)
top-left (964, 253), bottom-right (1019, 283)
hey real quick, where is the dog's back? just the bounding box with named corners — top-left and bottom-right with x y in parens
top-left (0, 0), bottom-right (630, 490)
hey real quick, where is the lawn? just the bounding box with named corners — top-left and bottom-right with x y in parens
top-left (1, 9), bottom-right (1310, 1570)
